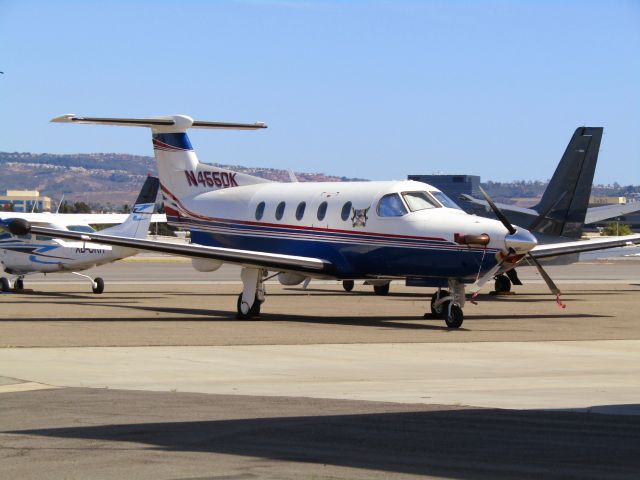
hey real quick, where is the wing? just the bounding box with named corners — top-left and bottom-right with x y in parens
top-left (531, 234), bottom-right (640, 259)
top-left (585, 203), bottom-right (640, 224)
top-left (18, 223), bottom-right (334, 275)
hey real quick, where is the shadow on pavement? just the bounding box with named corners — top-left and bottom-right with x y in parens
top-left (9, 405), bottom-right (640, 479)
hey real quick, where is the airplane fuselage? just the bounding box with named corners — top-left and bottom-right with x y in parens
top-left (0, 233), bottom-right (134, 275)
top-left (163, 179), bottom-right (519, 283)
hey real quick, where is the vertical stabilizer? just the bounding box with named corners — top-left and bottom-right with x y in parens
top-left (532, 127), bottom-right (603, 238)
top-left (100, 176), bottom-right (159, 239)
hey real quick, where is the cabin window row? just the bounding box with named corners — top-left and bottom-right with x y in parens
top-left (254, 200), bottom-right (353, 222)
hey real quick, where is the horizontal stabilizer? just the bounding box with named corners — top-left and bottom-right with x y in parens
top-left (51, 114), bottom-right (267, 130)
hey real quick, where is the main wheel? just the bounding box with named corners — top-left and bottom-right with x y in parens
top-left (494, 274), bottom-right (511, 293)
top-left (430, 290), bottom-right (450, 317)
top-left (445, 304), bottom-right (464, 328)
top-left (237, 293), bottom-right (260, 319)
top-left (373, 282), bottom-right (390, 296)
top-left (342, 280), bottom-right (354, 292)
top-left (0, 277), bottom-right (10, 292)
top-left (15, 278), bottom-right (24, 290)
top-left (92, 277), bottom-right (105, 294)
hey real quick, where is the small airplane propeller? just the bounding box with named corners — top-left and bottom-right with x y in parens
top-left (475, 187), bottom-right (564, 306)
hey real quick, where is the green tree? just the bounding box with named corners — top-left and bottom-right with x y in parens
top-left (603, 222), bottom-right (633, 236)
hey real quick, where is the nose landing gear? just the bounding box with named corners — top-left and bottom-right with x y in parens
top-left (428, 280), bottom-right (466, 328)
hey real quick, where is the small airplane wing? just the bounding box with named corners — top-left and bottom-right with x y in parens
top-left (10, 222), bottom-right (333, 275)
top-left (69, 213), bottom-right (167, 225)
top-left (530, 234), bottom-right (640, 259)
top-left (0, 212), bottom-right (167, 226)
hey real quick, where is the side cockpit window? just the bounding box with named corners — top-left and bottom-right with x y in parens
top-left (431, 191), bottom-right (462, 210)
top-left (377, 193), bottom-right (407, 217)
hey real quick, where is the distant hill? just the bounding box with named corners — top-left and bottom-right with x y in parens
top-left (1, 152), bottom-right (637, 208)
top-left (0, 152), bottom-right (367, 205)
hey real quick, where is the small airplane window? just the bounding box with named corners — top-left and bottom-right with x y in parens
top-left (402, 191), bottom-right (439, 212)
top-left (317, 201), bottom-right (328, 221)
top-left (341, 201), bottom-right (352, 221)
top-left (255, 201), bottom-right (265, 221)
top-left (431, 191), bottom-right (462, 210)
top-left (275, 201), bottom-right (286, 220)
top-left (377, 193), bottom-right (407, 217)
top-left (67, 225), bottom-right (96, 233)
top-left (296, 201), bottom-right (306, 221)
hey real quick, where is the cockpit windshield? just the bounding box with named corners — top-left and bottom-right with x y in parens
top-left (431, 191), bottom-right (462, 210)
top-left (401, 191), bottom-right (439, 212)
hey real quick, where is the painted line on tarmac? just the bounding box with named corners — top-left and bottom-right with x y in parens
top-left (0, 381), bottom-right (59, 394)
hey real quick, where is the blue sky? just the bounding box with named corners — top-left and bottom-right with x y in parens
top-left (1, 0), bottom-right (639, 184)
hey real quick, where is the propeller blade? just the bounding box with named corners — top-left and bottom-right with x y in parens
top-left (527, 253), bottom-right (560, 295)
top-left (478, 186), bottom-right (516, 235)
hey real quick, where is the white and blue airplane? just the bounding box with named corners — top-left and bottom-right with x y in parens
top-left (7, 114), bottom-right (639, 328)
top-left (0, 176), bottom-right (159, 293)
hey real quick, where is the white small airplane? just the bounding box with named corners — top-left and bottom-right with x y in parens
top-left (7, 114), bottom-right (640, 328)
top-left (0, 176), bottom-right (159, 293)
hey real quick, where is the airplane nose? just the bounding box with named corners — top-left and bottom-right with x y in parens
top-left (505, 228), bottom-right (537, 253)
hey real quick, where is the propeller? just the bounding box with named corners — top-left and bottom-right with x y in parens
top-left (478, 186), bottom-right (516, 235)
top-left (474, 187), bottom-right (565, 307)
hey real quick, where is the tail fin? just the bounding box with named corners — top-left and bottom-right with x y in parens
top-left (101, 176), bottom-right (159, 239)
top-left (531, 127), bottom-right (603, 238)
top-left (51, 114), bottom-right (270, 213)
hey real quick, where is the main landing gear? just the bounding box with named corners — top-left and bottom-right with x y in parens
top-left (236, 267), bottom-right (266, 319)
top-left (0, 276), bottom-right (24, 292)
top-left (0, 276), bottom-right (11, 292)
top-left (494, 274), bottom-right (511, 293)
top-left (71, 272), bottom-right (105, 294)
top-left (429, 280), bottom-right (466, 328)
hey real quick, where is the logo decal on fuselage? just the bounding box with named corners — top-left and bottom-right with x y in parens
top-left (185, 170), bottom-right (238, 188)
top-left (351, 207), bottom-right (370, 228)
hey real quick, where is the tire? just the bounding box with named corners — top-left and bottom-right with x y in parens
top-left (342, 280), bottom-right (354, 292)
top-left (373, 282), bottom-right (390, 296)
top-left (445, 304), bottom-right (464, 328)
top-left (237, 293), bottom-right (260, 319)
top-left (430, 290), bottom-right (450, 317)
top-left (92, 277), bottom-right (105, 294)
top-left (0, 277), bottom-right (10, 292)
top-left (15, 278), bottom-right (24, 290)
top-left (494, 275), bottom-right (511, 293)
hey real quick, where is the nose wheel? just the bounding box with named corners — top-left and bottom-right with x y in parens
top-left (428, 281), bottom-right (465, 328)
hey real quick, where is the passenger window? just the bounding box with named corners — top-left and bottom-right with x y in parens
top-left (255, 201), bottom-right (265, 221)
top-left (341, 201), bottom-right (352, 221)
top-left (402, 191), bottom-right (439, 212)
top-left (317, 201), bottom-right (328, 221)
top-left (295, 201), bottom-right (306, 221)
top-left (377, 193), bottom-right (407, 217)
top-left (275, 201), bottom-right (286, 220)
